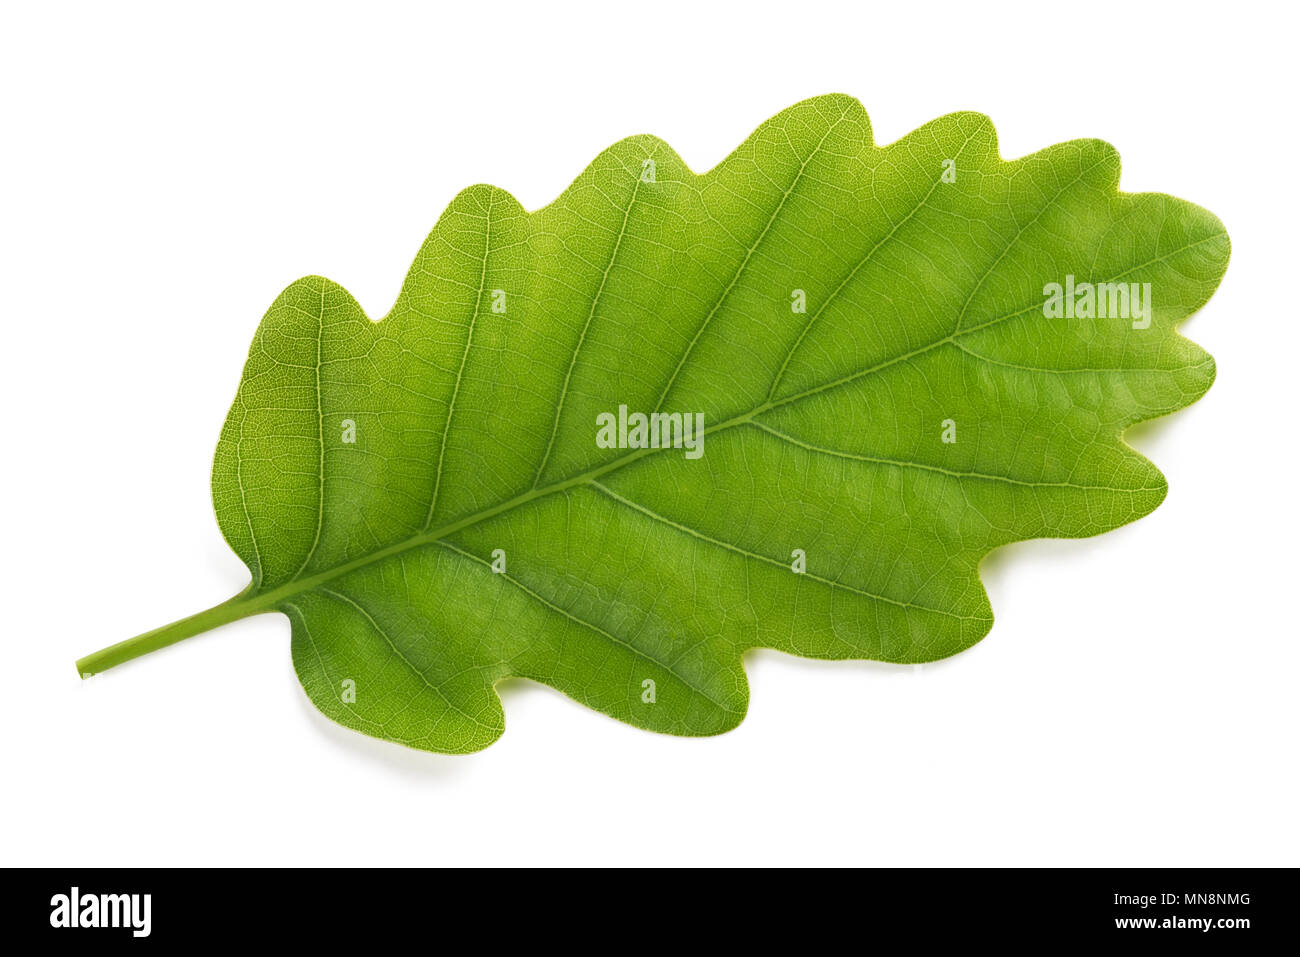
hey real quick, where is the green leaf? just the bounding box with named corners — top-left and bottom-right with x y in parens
top-left (78, 95), bottom-right (1229, 753)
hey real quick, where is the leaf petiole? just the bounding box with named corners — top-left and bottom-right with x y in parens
top-left (76, 588), bottom-right (268, 678)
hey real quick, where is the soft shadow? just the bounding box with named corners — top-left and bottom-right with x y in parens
top-left (740, 645), bottom-right (964, 676)
top-left (1121, 407), bottom-right (1190, 456)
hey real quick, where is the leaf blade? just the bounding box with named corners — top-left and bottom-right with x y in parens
top-left (145, 96), bottom-right (1230, 752)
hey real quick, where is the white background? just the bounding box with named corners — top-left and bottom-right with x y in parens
top-left (2, 1), bottom-right (1295, 867)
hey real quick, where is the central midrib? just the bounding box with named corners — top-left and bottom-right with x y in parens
top-left (236, 318), bottom-right (982, 616)
top-left (236, 231), bottom-right (1222, 619)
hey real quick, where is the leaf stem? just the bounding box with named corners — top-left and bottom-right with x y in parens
top-left (76, 589), bottom-right (266, 678)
